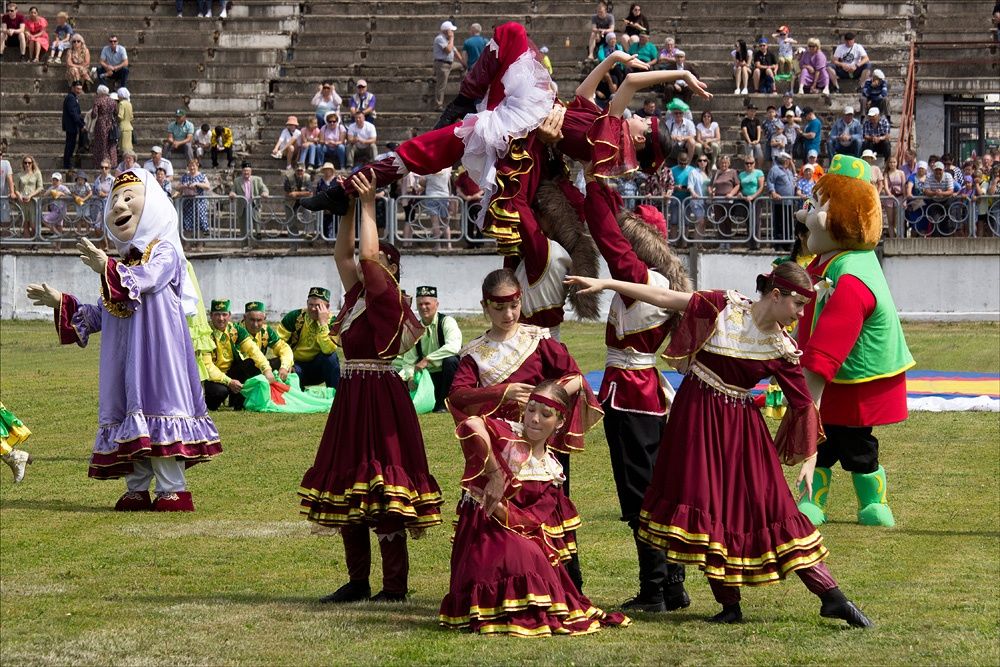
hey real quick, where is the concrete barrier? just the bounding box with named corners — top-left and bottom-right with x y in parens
top-left (3, 249), bottom-right (997, 322)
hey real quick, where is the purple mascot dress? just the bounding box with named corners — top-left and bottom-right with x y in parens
top-left (54, 167), bottom-right (220, 511)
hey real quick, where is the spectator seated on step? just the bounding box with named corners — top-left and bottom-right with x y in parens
top-left (312, 81), bottom-right (342, 127)
top-left (797, 37), bottom-right (830, 94)
top-left (828, 32), bottom-right (870, 91)
top-left (97, 34), bottom-right (129, 89)
top-left (48, 11), bottom-right (73, 63)
top-left (861, 69), bottom-right (889, 117)
top-left (143, 146), bottom-right (174, 178)
top-left (752, 37), bottom-right (777, 93)
top-left (1, 3), bottom-right (27, 60)
top-left (284, 164), bottom-right (313, 211)
top-left (349, 79), bottom-right (377, 125)
top-left (827, 105), bottom-right (862, 158)
top-left (210, 125), bottom-right (234, 168)
top-left (587, 0), bottom-right (615, 60)
top-left (319, 111), bottom-right (347, 169)
top-left (662, 49), bottom-right (698, 104)
top-left (193, 123), bottom-right (212, 162)
top-left (346, 111), bottom-right (377, 167)
top-left (271, 116), bottom-right (301, 170)
top-left (165, 109), bottom-right (196, 162)
top-left (664, 98), bottom-right (698, 164)
top-left (861, 107), bottom-right (891, 162)
top-left (628, 32), bottom-right (659, 68)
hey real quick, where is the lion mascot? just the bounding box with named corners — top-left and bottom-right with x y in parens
top-left (795, 154), bottom-right (914, 527)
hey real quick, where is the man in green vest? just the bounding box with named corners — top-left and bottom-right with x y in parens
top-left (276, 287), bottom-right (340, 390)
top-left (393, 285), bottom-right (463, 412)
top-left (203, 299), bottom-right (278, 410)
top-left (795, 154), bottom-right (913, 528)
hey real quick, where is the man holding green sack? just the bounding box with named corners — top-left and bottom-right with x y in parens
top-left (202, 299), bottom-right (278, 411)
top-left (393, 286), bottom-right (462, 413)
top-left (240, 301), bottom-right (294, 382)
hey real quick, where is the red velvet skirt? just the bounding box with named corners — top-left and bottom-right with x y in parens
top-left (638, 377), bottom-right (828, 585)
top-left (440, 482), bottom-right (630, 636)
top-left (298, 368), bottom-right (443, 530)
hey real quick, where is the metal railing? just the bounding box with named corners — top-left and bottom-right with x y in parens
top-left (4, 194), bottom-right (998, 248)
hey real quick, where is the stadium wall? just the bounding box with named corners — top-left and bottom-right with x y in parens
top-left (3, 249), bottom-right (997, 322)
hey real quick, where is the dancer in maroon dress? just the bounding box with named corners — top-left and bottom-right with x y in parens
top-left (566, 262), bottom-right (873, 627)
top-left (300, 22), bottom-right (707, 256)
top-left (298, 171), bottom-right (443, 603)
top-left (440, 380), bottom-right (629, 636)
top-left (447, 268), bottom-right (602, 590)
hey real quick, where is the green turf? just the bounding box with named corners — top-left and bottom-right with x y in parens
top-left (1, 320), bottom-right (998, 666)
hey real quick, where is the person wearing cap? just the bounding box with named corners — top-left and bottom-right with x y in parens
top-left (861, 69), bottom-right (888, 117)
top-left (433, 20), bottom-right (465, 112)
top-left (828, 32), bottom-right (870, 91)
top-left (319, 112), bottom-right (347, 169)
top-left (311, 81), bottom-right (342, 128)
top-left (314, 162), bottom-right (340, 237)
top-left (276, 287), bottom-right (341, 390)
top-left (61, 79), bottom-right (85, 170)
top-left (588, 0), bottom-right (615, 60)
top-left (740, 103), bottom-right (764, 164)
top-left (42, 171), bottom-right (71, 234)
top-left (241, 301), bottom-right (294, 382)
top-left (861, 107), bottom-right (891, 162)
top-left (271, 116), bottom-right (302, 170)
top-left (142, 146), bottom-right (174, 178)
top-left (924, 161), bottom-right (955, 201)
top-left (349, 80), bottom-right (377, 125)
top-left (782, 108), bottom-right (800, 155)
top-left (164, 109), bottom-right (195, 162)
top-left (662, 49), bottom-right (697, 103)
top-left (462, 23), bottom-right (488, 69)
top-left (202, 299), bottom-right (277, 411)
top-left (767, 150), bottom-right (796, 236)
top-left (665, 98), bottom-right (698, 163)
top-left (827, 106), bottom-right (862, 159)
top-left (752, 38), bottom-right (777, 94)
top-left (796, 163), bottom-right (816, 199)
top-left (801, 148), bottom-right (825, 182)
top-left (284, 163), bottom-right (313, 209)
top-left (346, 111), bottom-right (377, 167)
top-left (393, 286), bottom-right (462, 413)
top-left (538, 44), bottom-right (553, 74)
top-left (861, 149), bottom-right (884, 189)
top-left (772, 25), bottom-right (797, 83)
top-left (97, 33), bottom-right (128, 89)
top-left (229, 161), bottom-right (269, 222)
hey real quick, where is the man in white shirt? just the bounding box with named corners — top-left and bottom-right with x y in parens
top-left (346, 111), bottom-right (377, 166)
top-left (142, 146), bottom-right (173, 177)
top-left (421, 166), bottom-right (453, 249)
top-left (665, 104), bottom-right (698, 163)
top-left (432, 20), bottom-right (465, 111)
top-left (828, 32), bottom-right (871, 91)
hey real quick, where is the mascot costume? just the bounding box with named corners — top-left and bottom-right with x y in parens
top-left (795, 154), bottom-right (913, 527)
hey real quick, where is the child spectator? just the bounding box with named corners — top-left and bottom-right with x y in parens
top-left (762, 105), bottom-right (784, 164)
top-left (210, 125), bottom-right (234, 168)
top-left (194, 123), bottom-right (212, 161)
top-left (71, 170), bottom-right (92, 214)
top-left (42, 172), bottom-right (71, 234)
top-left (48, 11), bottom-right (72, 63)
top-left (782, 109), bottom-right (800, 153)
top-left (298, 117), bottom-right (322, 169)
top-left (772, 25), bottom-right (797, 84)
top-left (155, 166), bottom-right (172, 195)
top-left (796, 164), bottom-right (815, 199)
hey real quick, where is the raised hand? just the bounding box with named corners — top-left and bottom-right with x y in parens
top-left (685, 71), bottom-right (713, 100)
top-left (505, 382), bottom-right (534, 407)
top-left (315, 300), bottom-right (331, 327)
top-left (76, 238), bottom-right (108, 274)
top-left (563, 275), bottom-right (606, 295)
top-left (26, 283), bottom-right (62, 309)
top-left (348, 169), bottom-right (376, 203)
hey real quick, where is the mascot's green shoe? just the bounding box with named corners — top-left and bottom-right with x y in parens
top-left (797, 467), bottom-right (832, 526)
top-left (852, 465), bottom-right (896, 527)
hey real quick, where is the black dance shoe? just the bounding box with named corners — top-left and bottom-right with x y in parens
top-left (300, 184), bottom-right (349, 216)
top-left (707, 604), bottom-right (743, 624)
top-left (433, 94), bottom-right (478, 130)
top-left (369, 590), bottom-right (407, 603)
top-left (621, 590), bottom-right (667, 613)
top-left (319, 580), bottom-right (371, 604)
top-left (820, 591), bottom-right (874, 628)
top-left (663, 583), bottom-right (692, 611)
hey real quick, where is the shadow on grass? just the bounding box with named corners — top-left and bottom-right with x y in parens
top-left (893, 528), bottom-right (1000, 538)
top-left (0, 498), bottom-right (111, 513)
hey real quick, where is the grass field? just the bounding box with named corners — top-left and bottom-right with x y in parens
top-left (1, 319), bottom-right (998, 666)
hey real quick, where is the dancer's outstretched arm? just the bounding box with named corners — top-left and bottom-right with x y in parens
top-left (564, 275), bottom-right (692, 311)
top-left (610, 70), bottom-right (712, 117)
top-left (334, 180), bottom-right (359, 293)
top-left (576, 51), bottom-right (649, 103)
